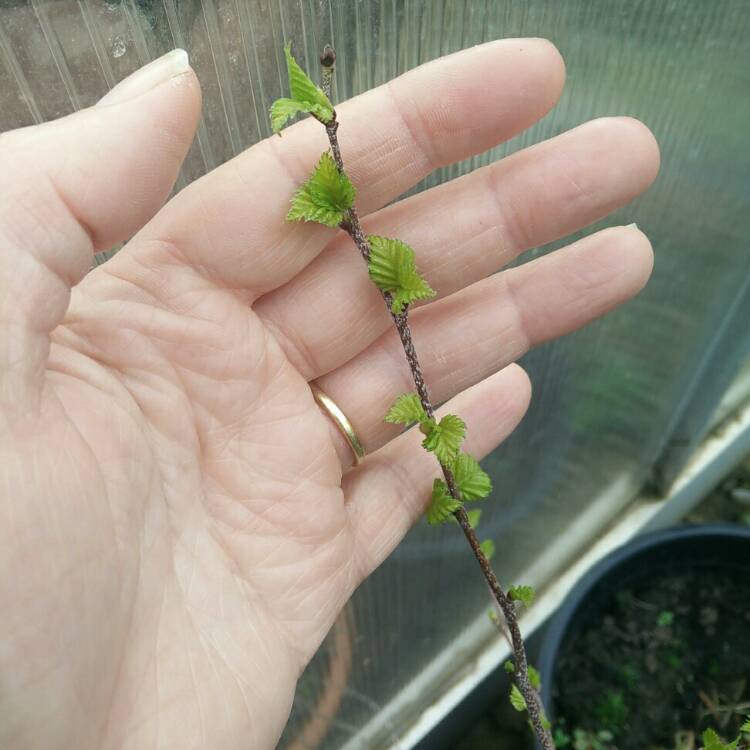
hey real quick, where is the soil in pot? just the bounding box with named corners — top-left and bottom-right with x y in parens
top-left (552, 567), bottom-right (750, 748)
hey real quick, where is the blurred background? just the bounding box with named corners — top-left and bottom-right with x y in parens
top-left (2, 1), bottom-right (749, 747)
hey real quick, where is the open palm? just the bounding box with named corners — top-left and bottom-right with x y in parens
top-left (0, 41), bottom-right (658, 750)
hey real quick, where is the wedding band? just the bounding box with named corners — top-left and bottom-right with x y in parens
top-left (310, 383), bottom-right (365, 465)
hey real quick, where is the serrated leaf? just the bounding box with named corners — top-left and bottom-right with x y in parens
top-left (270, 99), bottom-right (333, 134)
top-left (741, 717), bottom-right (750, 732)
top-left (466, 508), bottom-right (482, 529)
top-left (480, 539), bottom-right (496, 560)
top-left (509, 684), bottom-right (526, 712)
top-left (270, 45), bottom-right (334, 133)
top-left (287, 191), bottom-right (342, 226)
top-left (426, 479), bottom-right (462, 525)
top-left (451, 452), bottom-right (492, 501)
top-left (702, 730), bottom-right (721, 750)
top-left (422, 413), bottom-right (466, 464)
top-left (366, 235), bottom-right (436, 314)
top-left (528, 665), bottom-right (541, 690)
top-left (509, 585), bottom-right (536, 608)
top-left (702, 729), bottom-right (738, 750)
top-left (384, 393), bottom-right (427, 426)
top-left (270, 98), bottom-right (310, 134)
top-left (284, 43), bottom-right (333, 121)
top-left (287, 152), bottom-right (356, 227)
top-left (308, 153), bottom-right (355, 209)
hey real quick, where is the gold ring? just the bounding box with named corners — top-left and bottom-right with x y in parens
top-left (310, 383), bottom-right (365, 465)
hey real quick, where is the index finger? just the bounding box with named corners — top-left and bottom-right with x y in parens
top-left (134, 38), bottom-right (565, 299)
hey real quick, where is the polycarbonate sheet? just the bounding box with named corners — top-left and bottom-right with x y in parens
top-left (2, 2), bottom-right (749, 747)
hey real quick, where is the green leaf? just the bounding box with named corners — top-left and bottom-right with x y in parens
top-left (366, 235), bottom-right (436, 314)
top-left (269, 98), bottom-right (316, 134)
top-left (287, 152), bottom-right (356, 227)
top-left (422, 413), bottom-right (466, 464)
top-left (741, 717), bottom-right (750, 732)
top-left (528, 665), bottom-right (541, 690)
top-left (385, 393), bottom-right (427, 426)
top-left (426, 479), bottom-right (462, 525)
top-left (451, 452), bottom-right (492, 501)
top-left (553, 728), bottom-right (572, 748)
top-left (656, 610), bottom-right (674, 627)
top-left (702, 729), bottom-right (739, 750)
top-left (509, 684), bottom-right (526, 712)
top-left (287, 190), bottom-right (341, 226)
top-left (503, 660), bottom-right (515, 674)
top-left (509, 585), bottom-right (536, 608)
top-left (480, 539), bottom-right (496, 560)
top-left (270, 44), bottom-right (334, 133)
top-left (283, 43), bottom-right (333, 121)
top-left (466, 508), bottom-right (482, 529)
top-left (308, 154), bottom-right (355, 210)
top-left (269, 98), bottom-right (333, 133)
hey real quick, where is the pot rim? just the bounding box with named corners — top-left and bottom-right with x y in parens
top-left (536, 522), bottom-right (750, 716)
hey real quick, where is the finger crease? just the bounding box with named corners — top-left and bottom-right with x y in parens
top-left (263, 134), bottom-right (311, 192)
top-left (385, 80), bottom-right (439, 174)
top-left (484, 160), bottom-right (525, 257)
top-left (499, 270), bottom-right (532, 353)
top-left (256, 309), bottom-right (320, 381)
top-left (46, 173), bottom-right (97, 256)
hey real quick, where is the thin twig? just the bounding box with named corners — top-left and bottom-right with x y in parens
top-left (316, 46), bottom-right (555, 750)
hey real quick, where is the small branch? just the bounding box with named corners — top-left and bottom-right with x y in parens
top-left (391, 309), bottom-right (434, 418)
top-left (455, 507), bottom-right (553, 746)
top-left (318, 47), bottom-right (555, 750)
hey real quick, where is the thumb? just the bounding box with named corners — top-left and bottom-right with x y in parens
top-left (0, 49), bottom-right (201, 413)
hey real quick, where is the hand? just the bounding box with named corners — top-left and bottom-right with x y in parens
top-left (0, 40), bottom-right (658, 749)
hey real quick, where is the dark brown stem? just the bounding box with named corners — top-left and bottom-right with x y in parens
top-left (454, 507), bottom-right (553, 746)
top-left (318, 51), bottom-right (555, 750)
top-left (391, 310), bottom-right (434, 419)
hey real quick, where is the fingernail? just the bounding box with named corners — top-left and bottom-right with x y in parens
top-left (98, 49), bottom-right (190, 106)
top-left (626, 222), bottom-right (639, 230)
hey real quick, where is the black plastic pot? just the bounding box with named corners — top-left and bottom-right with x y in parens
top-left (535, 523), bottom-right (750, 748)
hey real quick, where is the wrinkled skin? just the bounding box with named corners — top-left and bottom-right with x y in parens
top-left (0, 40), bottom-right (658, 749)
